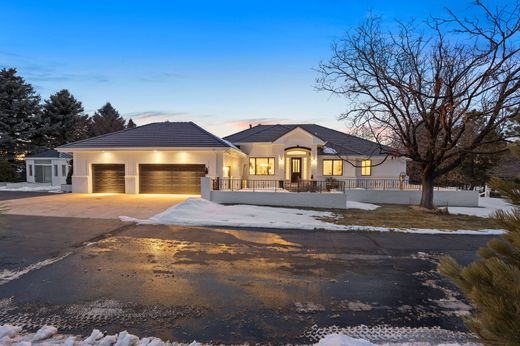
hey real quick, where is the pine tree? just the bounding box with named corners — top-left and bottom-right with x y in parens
top-left (0, 68), bottom-right (41, 163)
top-left (89, 103), bottom-right (126, 136)
top-left (0, 160), bottom-right (16, 182)
top-left (126, 118), bottom-right (136, 128)
top-left (38, 89), bottom-right (89, 148)
top-left (438, 115), bottom-right (520, 345)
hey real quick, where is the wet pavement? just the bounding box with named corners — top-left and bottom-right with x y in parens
top-left (0, 218), bottom-right (491, 344)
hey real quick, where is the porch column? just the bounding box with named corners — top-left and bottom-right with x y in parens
top-left (215, 151), bottom-right (224, 178)
top-left (310, 146), bottom-right (318, 180)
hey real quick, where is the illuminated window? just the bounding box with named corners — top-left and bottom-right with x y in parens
top-left (223, 166), bottom-right (231, 178)
top-left (286, 150), bottom-right (308, 156)
top-left (361, 160), bottom-right (372, 176)
top-left (323, 159), bottom-right (343, 176)
top-left (249, 157), bottom-right (275, 175)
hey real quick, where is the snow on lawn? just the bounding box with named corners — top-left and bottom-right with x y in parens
top-left (448, 197), bottom-right (515, 218)
top-left (347, 200), bottom-right (380, 210)
top-left (120, 198), bottom-right (505, 235)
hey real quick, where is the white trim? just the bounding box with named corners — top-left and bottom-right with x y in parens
top-left (57, 146), bottom-right (246, 157)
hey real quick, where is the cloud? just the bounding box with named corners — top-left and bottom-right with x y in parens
top-left (223, 117), bottom-right (293, 130)
top-left (0, 50), bottom-right (22, 58)
top-left (0, 50), bottom-right (110, 84)
top-left (138, 71), bottom-right (185, 82)
top-left (124, 110), bottom-right (213, 124)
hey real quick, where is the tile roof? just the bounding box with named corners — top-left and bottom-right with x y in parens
top-left (224, 124), bottom-right (393, 156)
top-left (26, 149), bottom-right (72, 159)
top-left (57, 122), bottom-right (235, 149)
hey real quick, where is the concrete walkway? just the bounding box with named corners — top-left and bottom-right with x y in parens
top-left (1, 192), bottom-right (192, 219)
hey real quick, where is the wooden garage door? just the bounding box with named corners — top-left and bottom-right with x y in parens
top-left (139, 164), bottom-right (206, 194)
top-left (92, 164), bottom-right (125, 193)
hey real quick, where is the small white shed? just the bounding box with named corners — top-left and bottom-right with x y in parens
top-left (26, 149), bottom-right (72, 186)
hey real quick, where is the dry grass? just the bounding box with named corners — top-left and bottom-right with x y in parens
top-left (324, 204), bottom-right (500, 230)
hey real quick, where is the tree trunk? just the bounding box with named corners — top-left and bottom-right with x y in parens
top-left (420, 174), bottom-right (435, 209)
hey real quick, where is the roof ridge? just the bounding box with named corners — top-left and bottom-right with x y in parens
top-left (226, 124), bottom-right (279, 142)
top-left (305, 124), bottom-right (390, 149)
top-left (57, 122), bottom-right (159, 148)
top-left (187, 122), bottom-right (236, 149)
top-left (222, 124), bottom-right (263, 141)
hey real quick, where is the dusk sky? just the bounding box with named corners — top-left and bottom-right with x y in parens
top-left (1, 0), bottom-right (474, 136)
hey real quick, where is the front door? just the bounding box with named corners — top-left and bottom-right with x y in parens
top-left (290, 158), bottom-right (302, 182)
top-left (35, 165), bottom-right (52, 183)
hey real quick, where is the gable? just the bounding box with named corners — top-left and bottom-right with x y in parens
top-left (273, 127), bottom-right (325, 146)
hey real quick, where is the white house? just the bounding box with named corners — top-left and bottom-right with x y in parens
top-left (56, 121), bottom-right (406, 194)
top-left (25, 149), bottom-right (72, 186)
top-left (223, 124), bottom-right (406, 183)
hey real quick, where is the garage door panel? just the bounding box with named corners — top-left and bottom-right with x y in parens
top-left (139, 164), bottom-right (205, 194)
top-left (92, 164), bottom-right (125, 193)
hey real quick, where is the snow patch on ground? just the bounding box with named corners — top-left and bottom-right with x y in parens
top-left (448, 197), bottom-right (515, 218)
top-left (0, 252), bottom-right (72, 286)
top-left (306, 324), bottom-right (478, 345)
top-left (0, 183), bottom-right (62, 192)
top-left (0, 325), bottom-right (202, 346)
top-left (120, 198), bottom-right (504, 235)
top-left (346, 200), bottom-right (380, 210)
top-left (0, 324), bottom-right (477, 346)
top-left (316, 333), bottom-right (373, 346)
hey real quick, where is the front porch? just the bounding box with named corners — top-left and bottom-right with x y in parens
top-left (202, 178), bottom-right (479, 208)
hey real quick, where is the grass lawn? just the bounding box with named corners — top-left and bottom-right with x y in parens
top-left (324, 204), bottom-right (501, 230)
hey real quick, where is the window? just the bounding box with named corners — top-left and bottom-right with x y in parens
top-left (361, 159), bottom-right (372, 176)
top-left (53, 164), bottom-right (58, 176)
top-left (29, 165), bottom-right (33, 176)
top-left (249, 157), bottom-right (275, 175)
top-left (223, 165), bottom-right (231, 178)
top-left (323, 159), bottom-right (343, 176)
top-left (62, 164), bottom-right (67, 176)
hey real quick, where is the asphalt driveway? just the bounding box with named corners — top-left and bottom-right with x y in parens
top-left (1, 192), bottom-right (192, 219)
top-left (0, 218), bottom-right (491, 344)
top-left (0, 214), bottom-right (125, 274)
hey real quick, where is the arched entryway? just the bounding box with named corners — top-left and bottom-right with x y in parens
top-left (284, 147), bottom-right (311, 182)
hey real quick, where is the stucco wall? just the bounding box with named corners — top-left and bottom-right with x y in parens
top-left (346, 190), bottom-right (479, 207)
top-left (71, 150), bottom-right (241, 193)
top-left (239, 143), bottom-right (406, 181)
top-left (200, 177), bottom-right (478, 207)
top-left (211, 190), bottom-right (348, 209)
top-left (26, 158), bottom-right (70, 186)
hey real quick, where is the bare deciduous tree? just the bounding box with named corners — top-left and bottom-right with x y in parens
top-left (317, 1), bottom-right (520, 209)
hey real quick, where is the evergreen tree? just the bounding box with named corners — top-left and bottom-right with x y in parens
top-left (0, 160), bottom-right (16, 182)
top-left (0, 68), bottom-right (41, 162)
top-left (89, 103), bottom-right (126, 136)
top-left (39, 89), bottom-right (89, 148)
top-left (438, 115), bottom-right (520, 345)
top-left (126, 118), bottom-right (136, 128)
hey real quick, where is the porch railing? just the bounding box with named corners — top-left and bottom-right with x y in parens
top-left (212, 178), bottom-right (346, 193)
top-left (212, 178), bottom-right (461, 192)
